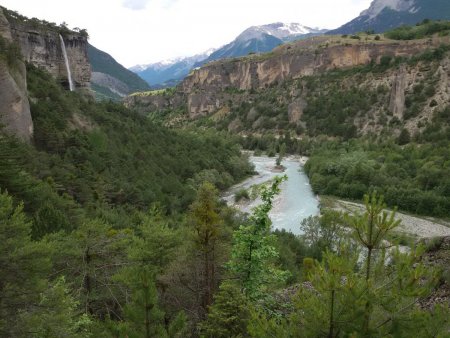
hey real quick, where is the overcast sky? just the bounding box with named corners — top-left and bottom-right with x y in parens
top-left (2, 0), bottom-right (372, 67)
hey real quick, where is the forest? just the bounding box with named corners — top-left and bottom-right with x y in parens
top-left (1, 19), bottom-right (450, 337)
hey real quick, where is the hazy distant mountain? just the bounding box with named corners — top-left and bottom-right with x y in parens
top-left (88, 44), bottom-right (150, 100)
top-left (328, 0), bottom-right (450, 34)
top-left (203, 22), bottom-right (327, 63)
top-left (129, 50), bottom-right (215, 88)
top-left (131, 22), bottom-right (326, 88)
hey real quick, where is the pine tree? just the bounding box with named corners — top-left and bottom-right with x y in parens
top-left (285, 193), bottom-right (448, 337)
top-left (18, 277), bottom-right (92, 338)
top-left (0, 190), bottom-right (51, 336)
top-left (47, 219), bottom-right (131, 320)
top-left (200, 282), bottom-right (250, 338)
top-left (115, 208), bottom-right (185, 338)
top-left (188, 182), bottom-right (222, 311)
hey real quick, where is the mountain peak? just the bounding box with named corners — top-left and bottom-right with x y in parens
top-left (236, 22), bottom-right (325, 42)
top-left (360, 0), bottom-right (416, 19)
top-left (329, 0), bottom-right (450, 34)
top-left (130, 21), bottom-right (326, 88)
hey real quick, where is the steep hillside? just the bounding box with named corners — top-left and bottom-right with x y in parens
top-left (0, 6), bottom-right (90, 142)
top-left (329, 0), bottom-right (450, 34)
top-left (126, 31), bottom-right (450, 136)
top-left (2, 63), bottom-right (253, 236)
top-left (88, 44), bottom-right (150, 100)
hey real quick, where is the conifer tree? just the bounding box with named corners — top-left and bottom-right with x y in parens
top-left (0, 190), bottom-right (51, 336)
top-left (115, 208), bottom-right (186, 338)
top-left (188, 182), bottom-right (223, 311)
top-left (285, 193), bottom-right (448, 337)
top-left (18, 277), bottom-right (92, 338)
top-left (200, 282), bottom-right (250, 338)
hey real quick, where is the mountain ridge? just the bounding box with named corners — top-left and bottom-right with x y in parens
top-left (328, 0), bottom-right (450, 34)
top-left (88, 44), bottom-right (150, 100)
top-left (130, 22), bottom-right (326, 88)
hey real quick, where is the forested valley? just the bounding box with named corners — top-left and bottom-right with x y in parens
top-left (0, 6), bottom-right (449, 337)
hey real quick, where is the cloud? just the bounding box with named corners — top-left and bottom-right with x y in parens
top-left (122, 0), bottom-right (151, 10)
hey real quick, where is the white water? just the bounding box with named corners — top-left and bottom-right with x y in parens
top-left (223, 156), bottom-right (319, 235)
top-left (59, 34), bottom-right (74, 91)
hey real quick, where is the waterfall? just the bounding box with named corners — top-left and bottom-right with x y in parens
top-left (59, 34), bottom-right (74, 91)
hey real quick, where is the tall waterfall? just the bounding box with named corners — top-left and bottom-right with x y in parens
top-left (59, 34), bottom-right (74, 91)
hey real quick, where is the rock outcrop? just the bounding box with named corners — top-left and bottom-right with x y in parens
top-left (126, 35), bottom-right (450, 119)
top-left (0, 8), bottom-right (32, 142)
top-left (8, 18), bottom-right (90, 89)
top-left (182, 37), bottom-right (444, 92)
top-left (0, 6), bottom-right (91, 141)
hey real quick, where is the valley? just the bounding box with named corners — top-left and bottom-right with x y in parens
top-left (0, 0), bottom-right (449, 337)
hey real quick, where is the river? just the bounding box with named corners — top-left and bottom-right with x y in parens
top-left (223, 155), bottom-right (319, 235)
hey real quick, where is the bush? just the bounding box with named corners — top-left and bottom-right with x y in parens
top-left (234, 189), bottom-right (250, 202)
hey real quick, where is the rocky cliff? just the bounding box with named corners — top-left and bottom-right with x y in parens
top-left (0, 7), bottom-right (91, 141)
top-left (6, 12), bottom-right (91, 89)
top-left (0, 8), bottom-right (32, 142)
top-left (126, 35), bottom-right (449, 119)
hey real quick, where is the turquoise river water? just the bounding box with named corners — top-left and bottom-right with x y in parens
top-left (223, 156), bottom-right (319, 235)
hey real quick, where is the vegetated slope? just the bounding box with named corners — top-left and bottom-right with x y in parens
top-left (304, 128), bottom-right (450, 218)
top-left (88, 44), bottom-right (150, 100)
top-left (0, 63), bottom-right (253, 238)
top-left (328, 0), bottom-right (450, 34)
top-left (127, 25), bottom-right (450, 139)
top-left (126, 23), bottom-right (450, 218)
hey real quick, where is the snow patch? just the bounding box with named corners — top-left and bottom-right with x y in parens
top-left (361, 0), bottom-right (416, 19)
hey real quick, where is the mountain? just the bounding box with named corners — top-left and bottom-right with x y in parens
top-left (129, 49), bottom-right (214, 88)
top-left (88, 44), bottom-right (150, 100)
top-left (130, 23), bottom-right (326, 88)
top-left (329, 0), bottom-right (450, 34)
top-left (201, 22), bottom-right (327, 64)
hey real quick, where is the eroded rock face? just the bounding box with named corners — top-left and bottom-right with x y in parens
top-left (389, 65), bottom-right (407, 118)
top-left (0, 8), bottom-right (33, 142)
top-left (181, 38), bottom-right (442, 95)
top-left (9, 21), bottom-right (91, 89)
top-left (133, 36), bottom-right (449, 118)
top-left (288, 98), bottom-right (307, 124)
top-left (0, 7), bottom-right (92, 141)
top-left (0, 61), bottom-right (33, 142)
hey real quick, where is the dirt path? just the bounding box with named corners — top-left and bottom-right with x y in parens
top-left (331, 199), bottom-right (450, 238)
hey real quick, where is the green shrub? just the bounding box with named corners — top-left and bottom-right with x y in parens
top-left (234, 189), bottom-right (250, 202)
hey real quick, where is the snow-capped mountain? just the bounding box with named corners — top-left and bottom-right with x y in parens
top-left (201, 22), bottom-right (327, 65)
top-left (130, 49), bottom-right (215, 87)
top-left (360, 0), bottom-right (416, 19)
top-left (236, 22), bottom-right (325, 41)
top-left (131, 22), bottom-right (326, 88)
top-left (328, 0), bottom-right (450, 34)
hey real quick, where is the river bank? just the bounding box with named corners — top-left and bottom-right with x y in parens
top-left (323, 197), bottom-right (450, 239)
top-left (223, 155), bottom-right (318, 235)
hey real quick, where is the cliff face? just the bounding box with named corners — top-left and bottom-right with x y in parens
top-left (0, 7), bottom-right (91, 142)
top-left (8, 20), bottom-right (90, 89)
top-left (126, 35), bottom-right (449, 119)
top-left (180, 37), bottom-right (447, 116)
top-left (0, 8), bottom-right (32, 142)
